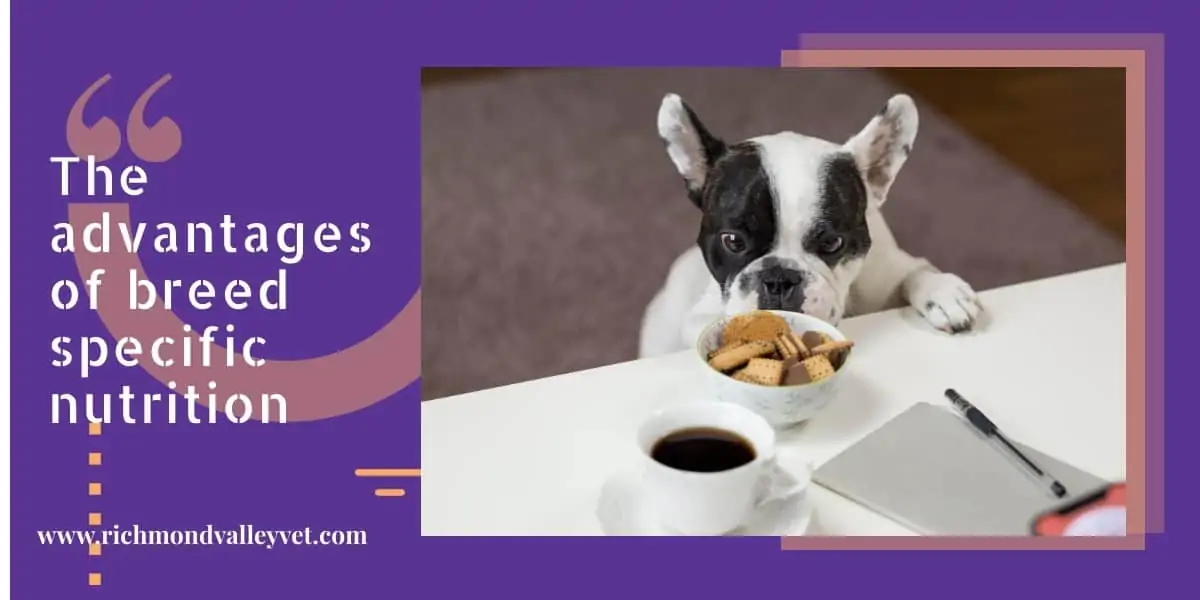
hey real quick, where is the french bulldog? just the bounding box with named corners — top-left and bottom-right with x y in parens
top-left (639, 93), bottom-right (982, 357)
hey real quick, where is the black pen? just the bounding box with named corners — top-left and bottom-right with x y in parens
top-left (944, 389), bottom-right (1068, 499)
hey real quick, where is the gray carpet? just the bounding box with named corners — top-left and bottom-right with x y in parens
top-left (420, 68), bottom-right (1124, 401)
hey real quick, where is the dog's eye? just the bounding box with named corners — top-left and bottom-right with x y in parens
top-left (819, 235), bottom-right (845, 255)
top-left (720, 232), bottom-right (747, 254)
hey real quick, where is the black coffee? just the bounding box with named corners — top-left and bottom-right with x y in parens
top-left (650, 427), bottom-right (756, 473)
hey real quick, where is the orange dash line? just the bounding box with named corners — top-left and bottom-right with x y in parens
top-left (355, 468), bottom-right (421, 478)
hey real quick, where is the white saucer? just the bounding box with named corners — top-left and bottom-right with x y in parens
top-left (596, 452), bottom-right (815, 536)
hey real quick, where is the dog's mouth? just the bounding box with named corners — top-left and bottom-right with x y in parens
top-left (756, 296), bottom-right (805, 313)
top-left (725, 266), bottom-right (843, 323)
top-left (755, 284), bottom-right (842, 324)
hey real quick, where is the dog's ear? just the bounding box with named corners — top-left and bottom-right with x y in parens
top-left (844, 94), bottom-right (919, 206)
top-left (658, 93), bottom-right (727, 207)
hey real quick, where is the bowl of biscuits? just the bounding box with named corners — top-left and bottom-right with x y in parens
top-left (696, 310), bottom-right (853, 428)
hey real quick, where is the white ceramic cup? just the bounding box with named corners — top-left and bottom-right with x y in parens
top-left (696, 310), bottom-right (851, 428)
top-left (637, 402), bottom-right (786, 535)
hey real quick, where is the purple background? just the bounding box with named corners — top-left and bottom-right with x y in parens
top-left (10, 1), bottom-right (1184, 599)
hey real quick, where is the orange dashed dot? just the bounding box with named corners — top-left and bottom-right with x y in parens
top-left (88, 513), bottom-right (102, 526)
top-left (88, 422), bottom-right (102, 436)
top-left (88, 573), bottom-right (102, 586)
top-left (88, 452), bottom-right (102, 466)
top-left (88, 483), bottom-right (102, 496)
top-left (89, 543), bottom-right (102, 556)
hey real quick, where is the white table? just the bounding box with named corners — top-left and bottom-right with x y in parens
top-left (422, 264), bottom-right (1127, 536)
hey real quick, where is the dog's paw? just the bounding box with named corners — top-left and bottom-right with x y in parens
top-left (908, 272), bottom-right (982, 334)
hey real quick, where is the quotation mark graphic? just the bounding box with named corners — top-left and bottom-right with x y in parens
top-left (65, 73), bottom-right (422, 422)
top-left (67, 73), bottom-right (182, 162)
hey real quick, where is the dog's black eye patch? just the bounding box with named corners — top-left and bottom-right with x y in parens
top-left (804, 153), bottom-right (871, 267)
top-left (696, 143), bottom-right (778, 291)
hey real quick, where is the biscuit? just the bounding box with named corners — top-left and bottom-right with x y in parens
top-left (708, 340), bottom-right (776, 372)
top-left (775, 332), bottom-right (809, 359)
top-left (809, 339), bottom-right (854, 369)
top-left (707, 340), bottom-right (745, 360)
top-left (722, 311), bottom-right (791, 345)
top-left (800, 330), bottom-right (830, 351)
top-left (732, 358), bottom-right (785, 386)
top-left (782, 357), bottom-right (813, 385)
top-left (795, 354), bottom-right (836, 384)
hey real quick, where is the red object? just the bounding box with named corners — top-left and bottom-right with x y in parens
top-left (1033, 483), bottom-right (1126, 536)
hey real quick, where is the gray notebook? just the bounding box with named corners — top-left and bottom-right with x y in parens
top-left (812, 401), bottom-right (1106, 535)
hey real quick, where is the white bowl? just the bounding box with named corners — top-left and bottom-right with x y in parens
top-left (696, 310), bottom-right (850, 428)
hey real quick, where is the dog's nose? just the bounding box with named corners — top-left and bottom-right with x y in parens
top-left (758, 266), bottom-right (804, 301)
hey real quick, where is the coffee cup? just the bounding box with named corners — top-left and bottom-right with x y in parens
top-left (636, 402), bottom-right (797, 535)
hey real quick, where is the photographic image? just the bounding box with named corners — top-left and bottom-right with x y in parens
top-left (420, 67), bottom-right (1127, 536)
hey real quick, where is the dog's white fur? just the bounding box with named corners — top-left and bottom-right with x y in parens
top-left (639, 93), bottom-right (982, 358)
